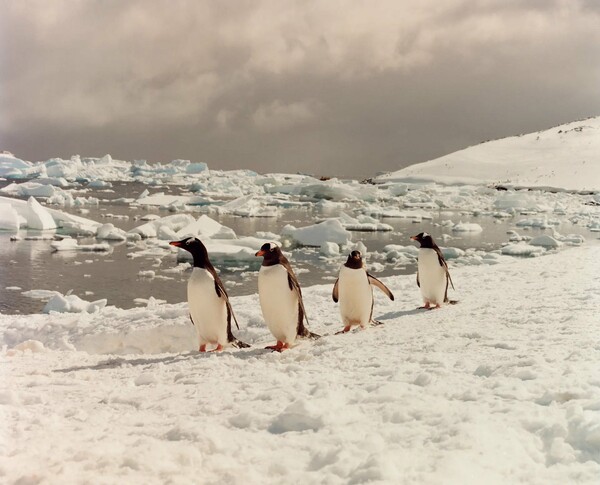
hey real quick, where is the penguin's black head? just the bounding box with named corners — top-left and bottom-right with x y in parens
top-left (345, 250), bottom-right (364, 269)
top-left (255, 242), bottom-right (283, 265)
top-left (169, 237), bottom-right (210, 267)
top-left (410, 232), bottom-right (434, 248)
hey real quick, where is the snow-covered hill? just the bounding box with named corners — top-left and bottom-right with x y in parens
top-left (377, 117), bottom-right (600, 192)
top-left (2, 246), bottom-right (600, 484)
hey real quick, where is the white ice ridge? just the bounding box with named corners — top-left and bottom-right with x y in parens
top-left (1, 246), bottom-right (599, 484)
top-left (376, 116), bottom-right (600, 192)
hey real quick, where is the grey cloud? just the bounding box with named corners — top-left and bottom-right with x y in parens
top-left (1, 0), bottom-right (599, 177)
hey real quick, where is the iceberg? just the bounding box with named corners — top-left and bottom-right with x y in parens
top-left (25, 197), bottom-right (57, 230)
top-left (0, 203), bottom-right (20, 232)
top-left (0, 182), bottom-right (57, 198)
top-left (0, 153), bottom-right (31, 178)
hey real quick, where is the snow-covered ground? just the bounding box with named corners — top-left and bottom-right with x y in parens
top-left (2, 246), bottom-right (599, 484)
top-left (376, 117), bottom-right (600, 192)
top-left (2, 117), bottom-right (600, 483)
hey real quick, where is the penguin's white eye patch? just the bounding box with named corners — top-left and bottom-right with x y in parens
top-left (268, 242), bottom-right (277, 251)
top-left (422, 232), bottom-right (430, 238)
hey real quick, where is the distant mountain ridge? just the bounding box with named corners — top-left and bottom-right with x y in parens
top-left (376, 117), bottom-right (600, 192)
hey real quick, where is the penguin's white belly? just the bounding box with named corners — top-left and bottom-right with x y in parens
top-left (418, 248), bottom-right (447, 304)
top-left (187, 268), bottom-right (228, 345)
top-left (338, 267), bottom-right (373, 326)
top-left (258, 265), bottom-right (299, 343)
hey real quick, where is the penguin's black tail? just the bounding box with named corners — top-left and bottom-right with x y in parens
top-left (301, 330), bottom-right (321, 340)
top-left (230, 339), bottom-right (251, 349)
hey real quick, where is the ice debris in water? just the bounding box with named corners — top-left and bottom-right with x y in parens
top-left (282, 219), bottom-right (351, 247)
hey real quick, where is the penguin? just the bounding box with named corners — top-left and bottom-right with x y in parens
top-left (332, 250), bottom-right (394, 333)
top-left (255, 242), bottom-right (319, 351)
top-left (169, 237), bottom-right (249, 352)
top-left (410, 232), bottom-right (455, 309)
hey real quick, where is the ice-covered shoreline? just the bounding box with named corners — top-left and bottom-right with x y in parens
top-left (2, 116), bottom-right (600, 484)
top-left (2, 246), bottom-right (599, 484)
top-left (375, 117), bottom-right (600, 193)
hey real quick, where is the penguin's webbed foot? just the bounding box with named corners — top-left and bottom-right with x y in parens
top-left (265, 341), bottom-right (289, 352)
top-left (335, 325), bottom-right (352, 335)
top-left (199, 343), bottom-right (224, 352)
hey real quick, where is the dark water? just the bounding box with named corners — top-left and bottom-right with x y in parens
top-left (0, 181), bottom-right (593, 314)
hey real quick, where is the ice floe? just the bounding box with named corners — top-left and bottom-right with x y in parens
top-left (451, 221), bottom-right (483, 233)
top-left (42, 291), bottom-right (107, 314)
top-left (50, 238), bottom-right (111, 252)
top-left (282, 219), bottom-right (352, 247)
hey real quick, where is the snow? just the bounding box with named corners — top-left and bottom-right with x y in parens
top-left (1, 117), bottom-right (599, 483)
top-left (377, 117), bottom-right (600, 192)
top-left (1, 246), bottom-right (599, 484)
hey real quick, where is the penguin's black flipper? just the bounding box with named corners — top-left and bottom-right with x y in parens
top-left (367, 273), bottom-right (394, 300)
top-left (332, 278), bottom-right (339, 303)
top-left (433, 245), bottom-right (455, 291)
top-left (285, 264), bottom-right (312, 330)
top-left (210, 270), bottom-right (241, 331)
top-left (416, 271), bottom-right (420, 288)
top-left (189, 314), bottom-right (195, 326)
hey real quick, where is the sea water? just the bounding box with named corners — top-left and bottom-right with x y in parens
top-left (0, 181), bottom-right (593, 314)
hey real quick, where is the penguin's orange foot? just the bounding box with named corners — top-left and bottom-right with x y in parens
top-left (265, 341), bottom-right (289, 352)
top-left (210, 344), bottom-right (224, 352)
top-left (419, 302), bottom-right (432, 310)
top-left (335, 325), bottom-right (352, 335)
top-left (199, 344), bottom-right (207, 352)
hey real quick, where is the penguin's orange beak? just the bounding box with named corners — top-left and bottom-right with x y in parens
top-left (169, 241), bottom-right (182, 247)
top-left (255, 249), bottom-right (266, 257)
top-left (410, 235), bottom-right (418, 241)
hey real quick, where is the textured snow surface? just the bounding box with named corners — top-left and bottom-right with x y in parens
top-left (2, 246), bottom-right (599, 484)
top-left (377, 117), bottom-right (600, 192)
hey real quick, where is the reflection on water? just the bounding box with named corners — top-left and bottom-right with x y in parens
top-left (0, 181), bottom-right (593, 314)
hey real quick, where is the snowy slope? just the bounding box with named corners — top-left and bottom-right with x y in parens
top-left (2, 246), bottom-right (600, 484)
top-left (377, 117), bottom-right (600, 192)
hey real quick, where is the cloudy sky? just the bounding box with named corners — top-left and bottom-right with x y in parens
top-left (1, 0), bottom-right (599, 177)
